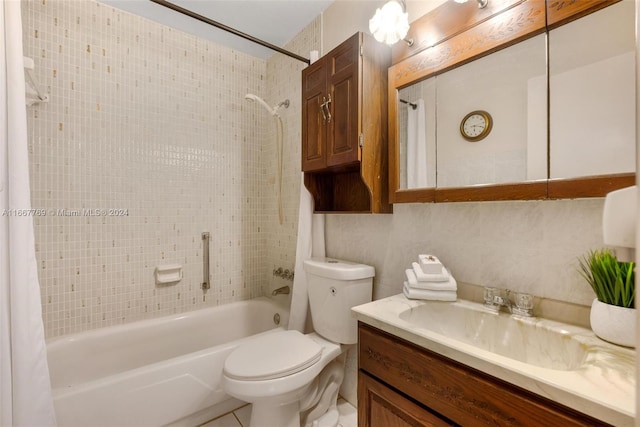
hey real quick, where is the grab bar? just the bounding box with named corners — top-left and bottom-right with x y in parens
top-left (201, 232), bottom-right (210, 290)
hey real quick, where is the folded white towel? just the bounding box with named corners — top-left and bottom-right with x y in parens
top-left (412, 262), bottom-right (449, 282)
top-left (403, 282), bottom-right (457, 301)
top-left (418, 254), bottom-right (443, 274)
top-left (405, 269), bottom-right (457, 291)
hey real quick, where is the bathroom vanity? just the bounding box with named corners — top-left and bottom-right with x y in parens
top-left (353, 295), bottom-right (635, 427)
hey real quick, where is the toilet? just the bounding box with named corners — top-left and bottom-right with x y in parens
top-left (222, 257), bottom-right (374, 427)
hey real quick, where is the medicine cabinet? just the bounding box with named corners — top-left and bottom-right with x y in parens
top-left (389, 0), bottom-right (635, 203)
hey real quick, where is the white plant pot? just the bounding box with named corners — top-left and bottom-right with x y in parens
top-left (590, 298), bottom-right (636, 348)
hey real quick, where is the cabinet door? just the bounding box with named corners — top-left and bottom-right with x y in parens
top-left (327, 33), bottom-right (360, 168)
top-left (358, 372), bottom-right (455, 427)
top-left (302, 58), bottom-right (328, 171)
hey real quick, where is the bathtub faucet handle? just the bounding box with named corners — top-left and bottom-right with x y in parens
top-left (283, 269), bottom-right (294, 280)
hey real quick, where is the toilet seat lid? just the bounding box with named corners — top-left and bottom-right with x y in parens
top-left (224, 330), bottom-right (322, 381)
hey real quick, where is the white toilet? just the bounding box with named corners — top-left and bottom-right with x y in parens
top-left (222, 257), bottom-right (374, 427)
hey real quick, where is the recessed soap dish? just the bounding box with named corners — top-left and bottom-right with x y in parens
top-left (155, 264), bottom-right (183, 285)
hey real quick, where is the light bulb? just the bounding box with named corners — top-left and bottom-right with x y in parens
top-left (369, 1), bottom-right (409, 46)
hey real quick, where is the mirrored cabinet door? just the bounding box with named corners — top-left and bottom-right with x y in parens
top-left (549, 0), bottom-right (635, 180)
top-left (389, 0), bottom-right (635, 203)
top-left (435, 34), bottom-right (548, 188)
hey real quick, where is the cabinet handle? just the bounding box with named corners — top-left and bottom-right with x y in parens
top-left (320, 96), bottom-right (327, 122)
top-left (324, 94), bottom-right (332, 123)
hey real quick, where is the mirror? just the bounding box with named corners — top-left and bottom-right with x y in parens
top-left (435, 34), bottom-right (547, 188)
top-left (549, 1), bottom-right (635, 180)
top-left (389, 0), bottom-right (636, 203)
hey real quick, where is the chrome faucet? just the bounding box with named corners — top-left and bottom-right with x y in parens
top-left (272, 285), bottom-right (291, 296)
top-left (483, 287), bottom-right (534, 317)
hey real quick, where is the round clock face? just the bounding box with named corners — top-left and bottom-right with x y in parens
top-left (460, 110), bottom-right (492, 141)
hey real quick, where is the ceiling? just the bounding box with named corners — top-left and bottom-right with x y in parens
top-left (100, 0), bottom-right (334, 61)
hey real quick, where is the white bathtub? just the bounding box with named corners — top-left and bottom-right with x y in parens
top-left (47, 297), bottom-right (290, 427)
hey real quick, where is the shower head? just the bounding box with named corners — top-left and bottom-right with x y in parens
top-left (245, 94), bottom-right (290, 116)
top-left (276, 99), bottom-right (290, 110)
top-left (245, 93), bottom-right (277, 116)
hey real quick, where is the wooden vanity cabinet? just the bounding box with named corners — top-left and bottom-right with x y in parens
top-left (301, 33), bottom-right (392, 213)
top-left (358, 323), bottom-right (610, 427)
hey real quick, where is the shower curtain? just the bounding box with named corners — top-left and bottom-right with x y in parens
top-left (289, 173), bottom-right (325, 333)
top-left (407, 99), bottom-right (428, 188)
top-left (0, 1), bottom-right (57, 425)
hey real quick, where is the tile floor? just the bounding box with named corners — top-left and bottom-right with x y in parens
top-left (200, 399), bottom-right (357, 427)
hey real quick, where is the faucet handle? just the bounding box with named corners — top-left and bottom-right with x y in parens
top-left (483, 287), bottom-right (501, 311)
top-left (513, 292), bottom-right (534, 317)
top-left (516, 293), bottom-right (534, 310)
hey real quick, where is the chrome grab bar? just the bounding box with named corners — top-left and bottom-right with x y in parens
top-left (202, 232), bottom-right (210, 290)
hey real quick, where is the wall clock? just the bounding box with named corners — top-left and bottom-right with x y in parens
top-left (460, 110), bottom-right (493, 142)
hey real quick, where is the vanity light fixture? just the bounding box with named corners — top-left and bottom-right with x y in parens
top-left (453, 0), bottom-right (489, 9)
top-left (369, 0), bottom-right (414, 46)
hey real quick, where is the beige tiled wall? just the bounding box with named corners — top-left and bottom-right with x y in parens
top-left (263, 18), bottom-right (321, 295)
top-left (22, 0), bottom-right (271, 337)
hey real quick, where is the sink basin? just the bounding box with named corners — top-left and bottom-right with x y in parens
top-left (398, 299), bottom-right (589, 370)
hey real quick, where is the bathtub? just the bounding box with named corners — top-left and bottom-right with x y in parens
top-left (47, 296), bottom-right (290, 427)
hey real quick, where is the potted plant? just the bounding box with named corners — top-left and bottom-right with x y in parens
top-left (578, 248), bottom-right (635, 347)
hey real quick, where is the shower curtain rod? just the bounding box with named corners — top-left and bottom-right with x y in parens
top-left (400, 99), bottom-right (417, 110)
top-left (150, 0), bottom-right (311, 65)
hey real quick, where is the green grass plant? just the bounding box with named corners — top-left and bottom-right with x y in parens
top-left (578, 249), bottom-right (635, 308)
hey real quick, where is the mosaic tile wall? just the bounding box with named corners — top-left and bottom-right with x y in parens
top-left (22, 0), bottom-right (272, 337)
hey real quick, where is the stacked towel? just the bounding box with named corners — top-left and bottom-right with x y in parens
top-left (403, 255), bottom-right (457, 301)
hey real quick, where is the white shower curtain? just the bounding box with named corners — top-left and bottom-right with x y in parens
top-left (288, 173), bottom-right (325, 333)
top-left (406, 99), bottom-right (428, 188)
top-left (0, 1), bottom-right (57, 425)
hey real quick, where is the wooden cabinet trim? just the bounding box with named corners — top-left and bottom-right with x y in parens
top-left (360, 33), bottom-right (393, 213)
top-left (546, 0), bottom-right (621, 29)
top-left (547, 173), bottom-right (635, 199)
top-left (391, 0), bottom-right (525, 65)
top-left (390, 1), bottom-right (546, 89)
top-left (435, 181), bottom-right (548, 203)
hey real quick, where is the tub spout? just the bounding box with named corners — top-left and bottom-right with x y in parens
top-left (272, 286), bottom-right (290, 296)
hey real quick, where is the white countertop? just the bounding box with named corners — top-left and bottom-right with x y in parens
top-left (352, 294), bottom-right (635, 426)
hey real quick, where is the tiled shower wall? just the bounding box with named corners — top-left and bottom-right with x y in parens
top-left (264, 18), bottom-right (321, 291)
top-left (22, 0), bottom-right (272, 338)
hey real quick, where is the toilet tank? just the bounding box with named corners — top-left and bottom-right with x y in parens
top-left (304, 257), bottom-right (374, 345)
